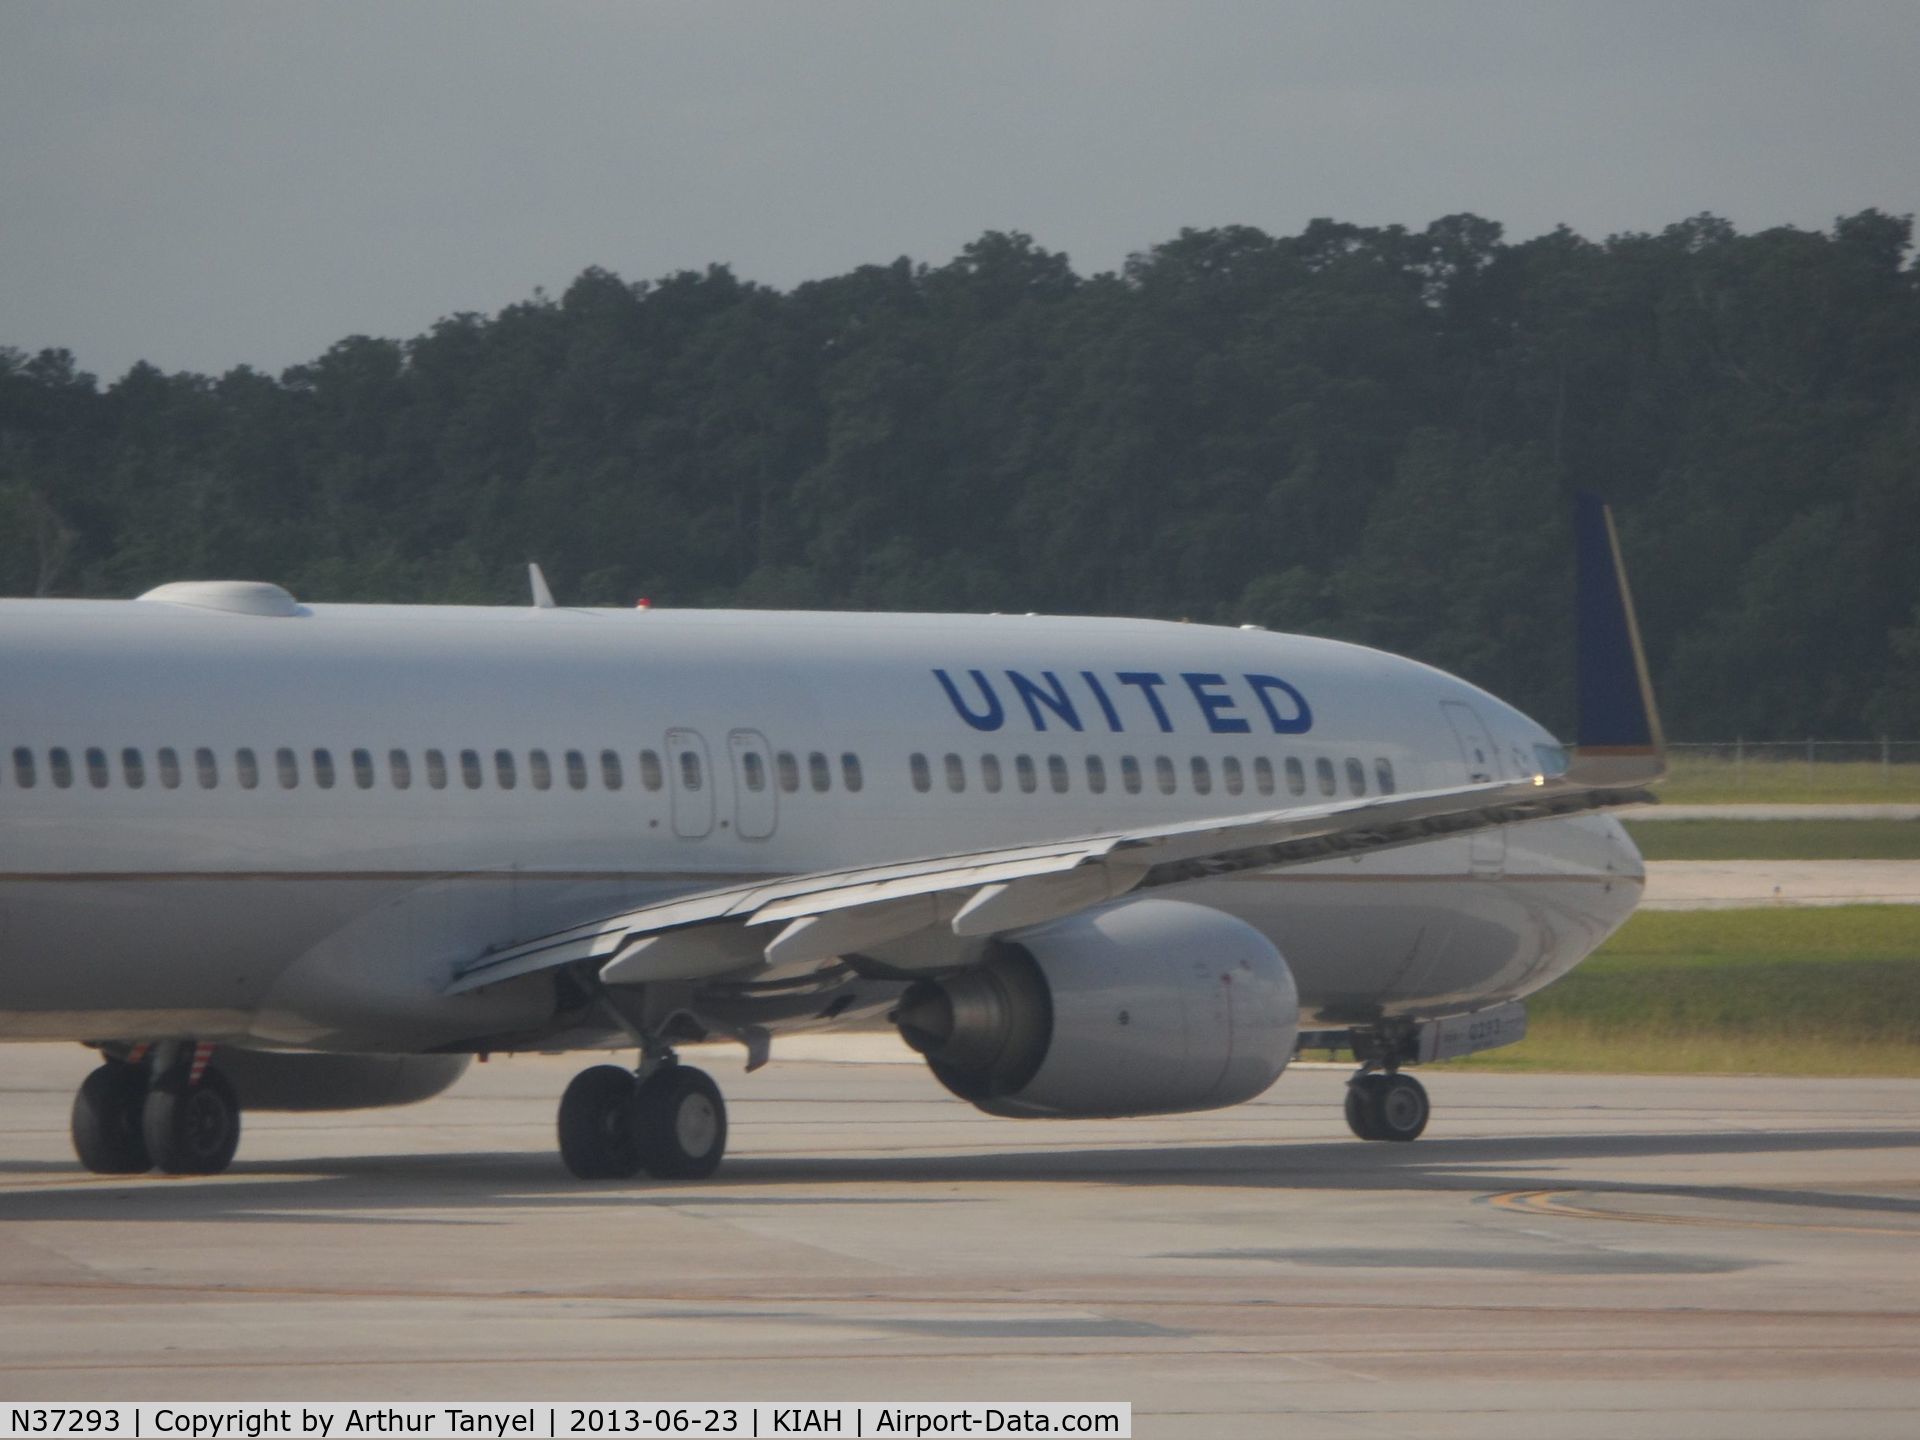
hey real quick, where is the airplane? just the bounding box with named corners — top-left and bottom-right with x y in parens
top-left (0, 494), bottom-right (1662, 1180)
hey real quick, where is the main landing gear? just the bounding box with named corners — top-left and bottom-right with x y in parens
top-left (1344, 1068), bottom-right (1430, 1142)
top-left (557, 1054), bottom-right (727, 1181)
top-left (71, 1043), bottom-right (243, 1175)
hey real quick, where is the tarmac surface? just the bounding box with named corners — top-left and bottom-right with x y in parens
top-left (2, 1041), bottom-right (1917, 1438)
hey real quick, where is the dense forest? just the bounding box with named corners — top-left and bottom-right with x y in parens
top-left (2, 212), bottom-right (1917, 739)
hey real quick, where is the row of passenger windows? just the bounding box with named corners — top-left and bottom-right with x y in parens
top-left (909, 750), bottom-right (1397, 799)
top-left (4, 744), bottom-right (866, 795)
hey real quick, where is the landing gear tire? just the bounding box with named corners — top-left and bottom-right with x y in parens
top-left (72, 1062), bottom-right (152, 1173)
top-left (1346, 1072), bottom-right (1429, 1142)
top-left (1343, 1074), bottom-right (1386, 1141)
top-left (558, 1065), bottom-right (645, 1179)
top-left (142, 1065), bottom-right (241, 1175)
top-left (633, 1066), bottom-right (727, 1180)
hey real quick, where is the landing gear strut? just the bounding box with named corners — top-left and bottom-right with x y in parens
top-left (557, 1055), bottom-right (728, 1181)
top-left (70, 1043), bottom-right (243, 1175)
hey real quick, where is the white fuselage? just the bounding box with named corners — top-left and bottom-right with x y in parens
top-left (0, 594), bottom-right (1644, 1052)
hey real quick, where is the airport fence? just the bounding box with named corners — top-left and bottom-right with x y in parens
top-left (1663, 740), bottom-right (1920, 803)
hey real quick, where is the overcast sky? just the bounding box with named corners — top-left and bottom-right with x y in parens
top-left (3, 1), bottom-right (1916, 382)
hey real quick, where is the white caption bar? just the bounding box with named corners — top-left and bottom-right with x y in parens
top-left (1, 1404), bottom-right (1129, 1440)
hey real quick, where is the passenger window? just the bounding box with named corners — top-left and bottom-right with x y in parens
top-left (1285, 756), bottom-right (1305, 796)
top-left (121, 748), bottom-right (145, 789)
top-left (1253, 756), bottom-right (1274, 796)
top-left (1191, 756), bottom-right (1212, 795)
top-left (945, 753), bottom-right (966, 792)
top-left (639, 750), bottom-right (664, 791)
top-left (980, 754), bottom-right (1003, 793)
top-left (1375, 758), bottom-right (1396, 795)
top-left (426, 749), bottom-right (449, 790)
top-left (236, 748), bottom-right (260, 790)
top-left (195, 747), bottom-right (218, 789)
top-left (841, 753), bottom-right (863, 792)
top-left (157, 747), bottom-right (181, 789)
top-left (599, 749), bottom-right (622, 790)
top-left (390, 749), bottom-right (412, 790)
top-left (1316, 756), bottom-right (1337, 796)
top-left (1222, 755), bottom-right (1243, 795)
top-left (1346, 757), bottom-right (1367, 795)
top-left (678, 751), bottom-right (702, 791)
top-left (1048, 755), bottom-right (1069, 794)
top-left (1155, 756), bottom-right (1176, 795)
top-left (11, 746), bottom-right (34, 788)
top-left (312, 749), bottom-right (335, 789)
top-left (776, 751), bottom-right (800, 793)
top-left (1121, 755), bottom-right (1142, 794)
top-left (353, 748), bottom-right (376, 789)
top-left (529, 749), bottom-right (552, 791)
top-left (495, 749), bottom-right (517, 789)
top-left (276, 747), bottom-right (299, 789)
top-left (742, 751), bottom-right (767, 792)
top-left (911, 753), bottom-right (932, 792)
top-left (808, 751), bottom-right (830, 793)
top-left (1015, 754), bottom-right (1038, 793)
top-left (87, 747), bottom-right (110, 789)
top-left (49, 747), bottom-right (71, 789)
top-left (460, 749), bottom-right (483, 789)
top-left (1086, 755), bottom-right (1107, 794)
top-left (565, 750), bottom-right (587, 790)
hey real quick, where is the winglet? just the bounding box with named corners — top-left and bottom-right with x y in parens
top-left (528, 563), bottom-right (557, 610)
top-left (1570, 492), bottom-right (1665, 785)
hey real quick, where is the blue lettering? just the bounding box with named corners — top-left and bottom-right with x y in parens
top-left (1247, 674), bottom-right (1313, 734)
top-left (1182, 672), bottom-right (1251, 734)
top-left (1007, 670), bottom-right (1083, 731)
top-left (933, 668), bottom-right (1005, 731)
top-left (1081, 671), bottom-right (1125, 732)
top-left (1116, 672), bottom-right (1175, 733)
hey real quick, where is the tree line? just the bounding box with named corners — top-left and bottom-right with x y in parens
top-left (3, 211), bottom-right (1917, 739)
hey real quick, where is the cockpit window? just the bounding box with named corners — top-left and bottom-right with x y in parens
top-left (1534, 742), bottom-right (1570, 777)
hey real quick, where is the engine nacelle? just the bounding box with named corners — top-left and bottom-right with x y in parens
top-left (895, 898), bottom-right (1298, 1118)
top-left (212, 1049), bottom-right (471, 1112)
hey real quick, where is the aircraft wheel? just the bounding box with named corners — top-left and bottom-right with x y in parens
top-left (142, 1065), bottom-right (241, 1175)
top-left (558, 1065), bottom-right (644, 1179)
top-left (634, 1065), bottom-right (727, 1180)
top-left (1369, 1073), bottom-right (1430, 1142)
top-left (1343, 1074), bottom-right (1385, 1141)
top-left (72, 1061), bottom-right (152, 1174)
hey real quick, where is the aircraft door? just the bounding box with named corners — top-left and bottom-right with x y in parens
top-left (665, 728), bottom-right (715, 839)
top-left (1439, 701), bottom-right (1506, 878)
top-left (727, 729), bottom-right (777, 840)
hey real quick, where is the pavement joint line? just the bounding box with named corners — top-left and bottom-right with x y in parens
top-left (1490, 1187), bottom-right (1920, 1237)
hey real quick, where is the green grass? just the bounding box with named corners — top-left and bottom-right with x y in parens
top-left (1623, 819), bottom-right (1920, 860)
top-left (1659, 754), bottom-right (1920, 804)
top-left (1437, 906), bottom-right (1920, 1076)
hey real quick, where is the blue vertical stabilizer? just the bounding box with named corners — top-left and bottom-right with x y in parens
top-left (1571, 492), bottom-right (1665, 782)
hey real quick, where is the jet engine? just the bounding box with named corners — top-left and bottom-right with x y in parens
top-left (210, 1049), bottom-right (470, 1111)
top-left (894, 898), bottom-right (1298, 1118)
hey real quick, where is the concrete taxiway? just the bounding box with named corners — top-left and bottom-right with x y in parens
top-left (1, 1041), bottom-right (1917, 1439)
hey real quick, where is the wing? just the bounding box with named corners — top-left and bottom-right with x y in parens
top-left (447, 768), bottom-right (1652, 995)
